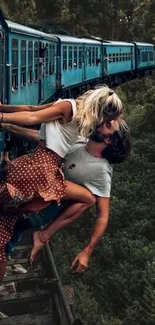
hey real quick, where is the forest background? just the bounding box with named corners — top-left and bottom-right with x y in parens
top-left (1, 1), bottom-right (155, 324)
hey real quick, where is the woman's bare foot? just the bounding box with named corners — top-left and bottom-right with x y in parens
top-left (29, 231), bottom-right (45, 265)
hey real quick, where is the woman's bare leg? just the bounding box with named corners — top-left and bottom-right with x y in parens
top-left (29, 181), bottom-right (96, 264)
top-left (19, 197), bottom-right (51, 213)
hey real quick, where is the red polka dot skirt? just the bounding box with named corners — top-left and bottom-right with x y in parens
top-left (0, 213), bottom-right (19, 262)
top-left (0, 146), bottom-right (66, 261)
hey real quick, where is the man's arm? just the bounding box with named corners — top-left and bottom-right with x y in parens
top-left (0, 102), bottom-right (55, 113)
top-left (0, 123), bottom-right (39, 142)
top-left (70, 197), bottom-right (110, 273)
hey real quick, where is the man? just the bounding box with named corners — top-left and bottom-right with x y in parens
top-left (1, 120), bottom-right (131, 273)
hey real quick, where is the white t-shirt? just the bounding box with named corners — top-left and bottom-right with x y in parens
top-left (64, 143), bottom-right (113, 197)
top-left (39, 99), bottom-right (79, 158)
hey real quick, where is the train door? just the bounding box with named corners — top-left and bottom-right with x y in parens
top-left (38, 41), bottom-right (45, 103)
top-left (80, 45), bottom-right (85, 82)
top-left (103, 47), bottom-right (108, 75)
top-left (137, 47), bottom-right (140, 68)
top-left (0, 27), bottom-right (5, 102)
top-left (131, 46), bottom-right (134, 70)
top-left (82, 45), bottom-right (87, 81)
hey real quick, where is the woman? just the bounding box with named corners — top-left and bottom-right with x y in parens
top-left (0, 86), bottom-right (123, 279)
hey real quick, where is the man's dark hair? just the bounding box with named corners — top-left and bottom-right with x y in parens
top-left (102, 126), bottom-right (131, 164)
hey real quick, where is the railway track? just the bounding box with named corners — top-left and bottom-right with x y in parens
top-left (0, 231), bottom-right (79, 325)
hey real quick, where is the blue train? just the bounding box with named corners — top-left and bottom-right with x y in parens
top-left (0, 9), bottom-right (155, 153)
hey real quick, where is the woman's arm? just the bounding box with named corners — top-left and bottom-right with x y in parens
top-left (0, 101), bottom-right (73, 126)
top-left (0, 102), bottom-right (55, 113)
top-left (0, 123), bottom-right (39, 142)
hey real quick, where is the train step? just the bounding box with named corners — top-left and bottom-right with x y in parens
top-left (0, 313), bottom-right (54, 325)
top-left (0, 288), bottom-right (53, 315)
top-left (2, 269), bottom-right (47, 284)
top-left (0, 288), bottom-right (51, 303)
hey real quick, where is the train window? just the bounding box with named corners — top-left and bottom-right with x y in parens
top-left (88, 47), bottom-right (92, 66)
top-left (92, 47), bottom-right (95, 65)
top-left (68, 46), bottom-right (72, 69)
top-left (45, 43), bottom-right (49, 75)
top-left (96, 47), bottom-right (98, 65)
top-left (74, 46), bottom-right (77, 68)
top-left (149, 51), bottom-right (153, 61)
top-left (63, 46), bottom-right (67, 70)
top-left (109, 53), bottom-right (112, 63)
top-left (119, 53), bottom-right (122, 62)
top-left (79, 46), bottom-right (82, 68)
top-left (34, 42), bottom-right (39, 81)
top-left (116, 53), bottom-right (119, 62)
top-left (141, 52), bottom-right (146, 62)
top-left (112, 54), bottom-right (115, 62)
top-left (28, 41), bottom-right (33, 84)
top-left (12, 39), bottom-right (18, 90)
top-left (21, 40), bottom-right (26, 87)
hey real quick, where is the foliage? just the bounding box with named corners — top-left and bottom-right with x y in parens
top-left (52, 76), bottom-right (155, 325)
top-left (1, 0), bottom-right (155, 41)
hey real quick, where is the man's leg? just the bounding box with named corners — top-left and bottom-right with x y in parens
top-left (30, 201), bottom-right (94, 265)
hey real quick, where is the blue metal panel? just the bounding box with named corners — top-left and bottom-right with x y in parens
top-left (84, 45), bottom-right (102, 81)
top-left (61, 67), bottom-right (83, 88)
top-left (107, 61), bottom-right (134, 75)
top-left (105, 45), bottom-right (135, 75)
top-left (133, 43), bottom-right (155, 70)
top-left (61, 43), bottom-right (83, 88)
top-left (8, 33), bottom-right (40, 104)
top-left (136, 45), bottom-right (154, 69)
top-left (43, 74), bottom-right (57, 100)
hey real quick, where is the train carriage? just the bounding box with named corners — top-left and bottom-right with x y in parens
top-left (104, 41), bottom-right (135, 82)
top-left (4, 20), bottom-right (58, 106)
top-left (133, 42), bottom-right (155, 73)
top-left (54, 35), bottom-right (102, 94)
top-left (53, 35), bottom-right (84, 92)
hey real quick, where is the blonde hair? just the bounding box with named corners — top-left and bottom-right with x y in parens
top-left (75, 86), bottom-right (123, 138)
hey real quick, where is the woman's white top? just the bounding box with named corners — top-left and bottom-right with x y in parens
top-left (39, 99), bottom-right (79, 158)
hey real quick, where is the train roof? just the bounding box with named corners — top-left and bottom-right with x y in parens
top-left (80, 37), bottom-right (102, 45)
top-left (51, 34), bottom-right (82, 43)
top-left (133, 42), bottom-right (154, 47)
top-left (104, 40), bottom-right (134, 47)
top-left (5, 20), bottom-right (57, 41)
top-left (53, 34), bottom-right (101, 44)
